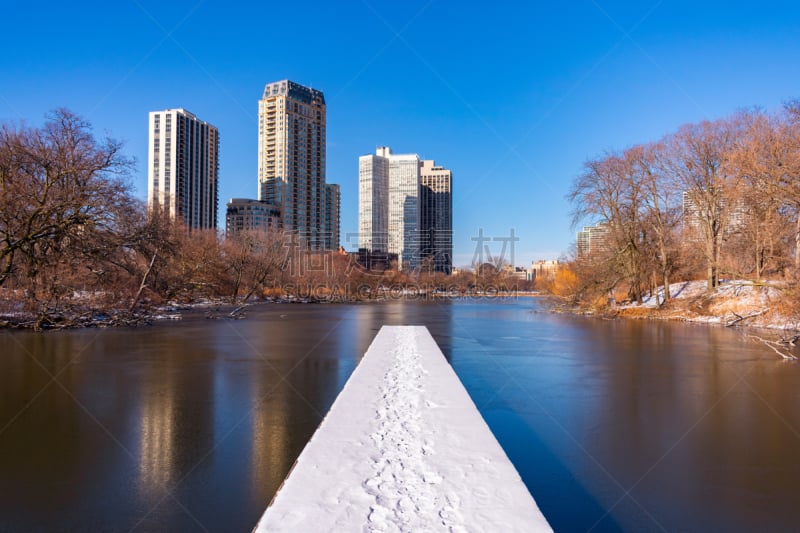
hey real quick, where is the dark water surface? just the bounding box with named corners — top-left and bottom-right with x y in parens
top-left (1, 299), bottom-right (799, 531)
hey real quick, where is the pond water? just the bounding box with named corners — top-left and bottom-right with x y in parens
top-left (1, 299), bottom-right (798, 531)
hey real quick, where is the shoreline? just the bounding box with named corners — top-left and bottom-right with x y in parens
top-left (545, 279), bottom-right (800, 359)
top-left (0, 291), bottom-right (549, 330)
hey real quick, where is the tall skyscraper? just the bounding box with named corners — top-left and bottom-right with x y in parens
top-left (147, 108), bottom-right (219, 229)
top-left (358, 147), bottom-right (452, 272)
top-left (387, 150), bottom-right (421, 270)
top-left (358, 148), bottom-right (389, 254)
top-left (258, 80), bottom-right (327, 248)
top-left (419, 160), bottom-right (453, 274)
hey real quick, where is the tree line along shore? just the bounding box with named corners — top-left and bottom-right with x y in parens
top-left (532, 99), bottom-right (800, 356)
top-left (0, 109), bottom-right (536, 330)
top-left (546, 100), bottom-right (800, 319)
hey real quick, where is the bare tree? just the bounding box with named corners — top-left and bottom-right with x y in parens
top-left (569, 150), bottom-right (648, 303)
top-left (117, 202), bottom-right (183, 310)
top-left (664, 119), bottom-right (735, 290)
top-left (776, 101), bottom-right (800, 272)
top-left (725, 109), bottom-right (792, 279)
top-left (222, 228), bottom-right (288, 302)
top-left (630, 142), bottom-right (681, 303)
top-left (566, 101), bottom-right (800, 313)
top-left (0, 109), bottom-right (133, 319)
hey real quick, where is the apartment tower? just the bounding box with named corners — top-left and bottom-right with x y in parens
top-left (388, 150), bottom-right (422, 270)
top-left (147, 108), bottom-right (219, 229)
top-left (258, 80), bottom-right (327, 248)
top-left (358, 148), bottom-right (389, 254)
top-left (576, 221), bottom-right (612, 258)
top-left (419, 160), bottom-right (453, 274)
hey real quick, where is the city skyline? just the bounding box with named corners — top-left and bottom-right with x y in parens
top-left (3, 1), bottom-right (800, 266)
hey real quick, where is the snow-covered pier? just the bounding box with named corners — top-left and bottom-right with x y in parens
top-left (255, 325), bottom-right (551, 532)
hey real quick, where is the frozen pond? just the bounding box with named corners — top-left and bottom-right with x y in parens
top-left (1, 299), bottom-right (799, 531)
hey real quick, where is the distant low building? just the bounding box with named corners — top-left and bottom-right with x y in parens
top-left (357, 248), bottom-right (399, 272)
top-left (225, 198), bottom-right (281, 237)
top-left (531, 259), bottom-right (559, 280)
top-left (504, 265), bottom-right (532, 281)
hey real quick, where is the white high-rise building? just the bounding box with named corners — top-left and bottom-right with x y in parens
top-left (147, 108), bottom-right (219, 229)
top-left (358, 149), bottom-right (389, 253)
top-left (388, 151), bottom-right (421, 269)
top-left (576, 221), bottom-right (612, 258)
top-left (258, 80), bottom-right (329, 249)
top-left (358, 147), bottom-right (452, 272)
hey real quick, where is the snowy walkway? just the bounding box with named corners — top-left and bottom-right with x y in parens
top-left (255, 326), bottom-right (551, 532)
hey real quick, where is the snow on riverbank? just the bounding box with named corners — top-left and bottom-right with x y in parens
top-left (634, 280), bottom-right (776, 308)
top-left (255, 326), bottom-right (551, 532)
top-left (619, 279), bottom-right (798, 331)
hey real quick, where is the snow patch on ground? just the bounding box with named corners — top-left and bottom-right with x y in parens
top-left (255, 326), bottom-right (551, 532)
top-left (620, 279), bottom-right (798, 330)
top-left (635, 280), bottom-right (777, 307)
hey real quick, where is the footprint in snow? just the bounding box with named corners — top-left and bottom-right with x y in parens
top-left (445, 492), bottom-right (461, 510)
top-left (423, 472), bottom-right (443, 484)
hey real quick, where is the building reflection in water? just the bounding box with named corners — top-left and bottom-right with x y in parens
top-left (138, 377), bottom-right (177, 494)
top-left (249, 373), bottom-right (294, 500)
top-left (239, 308), bottom-right (346, 502)
top-left (136, 329), bottom-right (216, 502)
top-left (245, 300), bottom-right (454, 501)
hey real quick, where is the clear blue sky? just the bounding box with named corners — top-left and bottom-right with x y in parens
top-left (2, 1), bottom-right (799, 267)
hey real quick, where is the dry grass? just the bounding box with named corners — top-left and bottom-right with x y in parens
top-left (708, 298), bottom-right (761, 316)
top-left (616, 306), bottom-right (661, 319)
top-left (607, 281), bottom-right (800, 329)
top-left (616, 305), bottom-right (699, 321)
